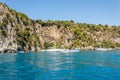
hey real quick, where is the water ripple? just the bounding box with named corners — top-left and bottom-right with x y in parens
top-left (0, 51), bottom-right (120, 80)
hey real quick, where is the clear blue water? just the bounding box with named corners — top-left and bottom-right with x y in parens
top-left (0, 50), bottom-right (120, 80)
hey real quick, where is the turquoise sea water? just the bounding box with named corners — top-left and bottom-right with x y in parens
top-left (0, 50), bottom-right (120, 80)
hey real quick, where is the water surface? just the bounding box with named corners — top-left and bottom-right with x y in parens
top-left (0, 50), bottom-right (120, 80)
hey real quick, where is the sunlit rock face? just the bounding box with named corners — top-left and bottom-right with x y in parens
top-left (0, 2), bottom-right (120, 53)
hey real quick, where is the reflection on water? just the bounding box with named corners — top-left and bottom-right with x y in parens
top-left (0, 51), bottom-right (120, 80)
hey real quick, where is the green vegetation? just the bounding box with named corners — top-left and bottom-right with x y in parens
top-left (0, 2), bottom-right (120, 51)
top-left (16, 29), bottom-right (40, 50)
top-left (44, 42), bottom-right (54, 49)
top-left (0, 30), bottom-right (8, 37)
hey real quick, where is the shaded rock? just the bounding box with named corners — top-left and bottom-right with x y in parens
top-left (3, 48), bottom-right (17, 53)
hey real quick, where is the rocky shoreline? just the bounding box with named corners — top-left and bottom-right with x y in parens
top-left (0, 2), bottom-right (120, 53)
top-left (0, 47), bottom-right (120, 53)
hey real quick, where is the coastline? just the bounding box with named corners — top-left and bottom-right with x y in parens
top-left (0, 3), bottom-right (120, 54)
top-left (0, 47), bottom-right (120, 53)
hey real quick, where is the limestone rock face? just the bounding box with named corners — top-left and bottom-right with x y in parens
top-left (0, 2), bottom-right (120, 53)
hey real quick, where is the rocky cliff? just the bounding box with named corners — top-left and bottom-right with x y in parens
top-left (0, 2), bottom-right (120, 53)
